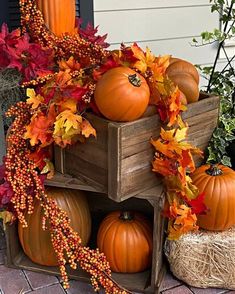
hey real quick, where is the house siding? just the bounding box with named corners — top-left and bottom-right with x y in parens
top-left (94, 0), bottom-right (233, 75)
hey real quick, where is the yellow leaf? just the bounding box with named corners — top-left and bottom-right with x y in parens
top-left (0, 211), bottom-right (15, 230)
top-left (174, 127), bottom-right (188, 142)
top-left (41, 159), bottom-right (55, 179)
top-left (53, 110), bottom-right (83, 147)
top-left (26, 88), bottom-right (44, 109)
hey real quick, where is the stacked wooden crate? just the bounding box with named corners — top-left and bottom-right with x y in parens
top-left (5, 93), bottom-right (219, 294)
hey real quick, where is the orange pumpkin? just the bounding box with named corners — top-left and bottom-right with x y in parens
top-left (36, 0), bottom-right (76, 36)
top-left (191, 164), bottom-right (235, 231)
top-left (166, 58), bottom-right (200, 103)
top-left (97, 211), bottom-right (153, 273)
top-left (94, 67), bottom-right (150, 122)
top-left (18, 187), bottom-right (91, 266)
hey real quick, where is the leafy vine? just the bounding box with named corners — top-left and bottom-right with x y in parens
top-left (0, 0), bottom-right (210, 292)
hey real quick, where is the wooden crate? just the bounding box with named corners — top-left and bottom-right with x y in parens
top-left (5, 186), bottom-right (166, 294)
top-left (54, 93), bottom-right (220, 202)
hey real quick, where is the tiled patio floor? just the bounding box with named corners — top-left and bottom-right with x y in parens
top-left (0, 224), bottom-right (233, 294)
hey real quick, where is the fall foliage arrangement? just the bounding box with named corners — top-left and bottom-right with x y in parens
top-left (1, 0), bottom-right (231, 293)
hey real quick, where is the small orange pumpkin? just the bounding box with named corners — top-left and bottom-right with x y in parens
top-left (18, 187), bottom-right (91, 266)
top-left (166, 58), bottom-right (200, 103)
top-left (94, 67), bottom-right (150, 122)
top-left (97, 211), bottom-right (153, 273)
top-left (191, 164), bottom-right (235, 231)
top-left (36, 0), bottom-right (76, 36)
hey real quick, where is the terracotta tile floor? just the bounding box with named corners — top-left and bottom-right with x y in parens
top-left (0, 223), bottom-right (233, 294)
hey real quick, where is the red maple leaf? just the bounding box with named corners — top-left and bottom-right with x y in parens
top-left (186, 192), bottom-right (207, 215)
top-left (0, 181), bottom-right (14, 207)
top-left (28, 147), bottom-right (52, 170)
top-left (78, 20), bottom-right (109, 48)
top-left (93, 56), bottom-right (119, 81)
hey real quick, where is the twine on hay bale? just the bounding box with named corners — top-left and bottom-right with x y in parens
top-left (164, 226), bottom-right (235, 290)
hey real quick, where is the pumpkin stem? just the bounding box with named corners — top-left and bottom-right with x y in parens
top-left (206, 164), bottom-right (223, 176)
top-left (128, 74), bottom-right (141, 87)
top-left (119, 211), bottom-right (134, 221)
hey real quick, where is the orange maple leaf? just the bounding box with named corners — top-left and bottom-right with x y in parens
top-left (58, 56), bottom-right (81, 72)
top-left (56, 98), bottom-right (77, 113)
top-left (24, 105), bottom-right (56, 146)
top-left (152, 156), bottom-right (177, 177)
top-left (151, 55), bottom-right (170, 82)
top-left (167, 199), bottom-right (198, 240)
top-left (131, 43), bottom-right (155, 73)
top-left (56, 71), bottom-right (72, 88)
top-left (81, 119), bottom-right (96, 138)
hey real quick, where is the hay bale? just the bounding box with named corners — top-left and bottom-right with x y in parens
top-left (164, 227), bottom-right (235, 290)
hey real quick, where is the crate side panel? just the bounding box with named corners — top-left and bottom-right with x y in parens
top-left (62, 152), bottom-right (108, 188)
top-left (182, 95), bottom-right (220, 119)
top-left (65, 143), bottom-right (108, 170)
top-left (120, 168), bottom-right (162, 199)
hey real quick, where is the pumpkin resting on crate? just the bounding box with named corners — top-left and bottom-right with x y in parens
top-left (97, 211), bottom-right (153, 273)
top-left (166, 57), bottom-right (200, 103)
top-left (191, 164), bottom-right (235, 231)
top-left (18, 187), bottom-right (91, 266)
top-left (94, 67), bottom-right (150, 122)
top-left (36, 0), bottom-right (76, 36)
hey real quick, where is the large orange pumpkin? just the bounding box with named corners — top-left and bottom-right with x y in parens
top-left (36, 0), bottom-right (76, 36)
top-left (97, 211), bottom-right (153, 273)
top-left (191, 164), bottom-right (235, 231)
top-left (166, 58), bottom-right (200, 103)
top-left (94, 67), bottom-right (150, 122)
top-left (18, 187), bottom-right (91, 266)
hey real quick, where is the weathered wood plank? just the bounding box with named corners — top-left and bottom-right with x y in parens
top-left (65, 143), bottom-right (108, 169)
top-left (185, 108), bottom-right (219, 127)
top-left (108, 123), bottom-right (122, 201)
top-left (182, 95), bottom-right (219, 119)
top-left (120, 169), bottom-right (162, 200)
top-left (45, 172), bottom-right (106, 193)
top-left (62, 152), bottom-right (108, 187)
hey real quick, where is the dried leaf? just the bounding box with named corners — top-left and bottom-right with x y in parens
top-left (26, 88), bottom-right (44, 109)
top-left (0, 211), bottom-right (15, 230)
top-left (81, 119), bottom-right (96, 138)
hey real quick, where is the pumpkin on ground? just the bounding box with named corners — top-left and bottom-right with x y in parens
top-left (166, 58), bottom-right (200, 103)
top-left (191, 164), bottom-right (235, 231)
top-left (18, 187), bottom-right (91, 266)
top-left (94, 67), bottom-right (150, 122)
top-left (97, 211), bottom-right (153, 273)
top-left (36, 0), bottom-right (76, 36)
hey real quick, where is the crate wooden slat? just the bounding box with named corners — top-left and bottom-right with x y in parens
top-left (5, 191), bottom-right (166, 294)
top-left (54, 93), bottom-right (219, 202)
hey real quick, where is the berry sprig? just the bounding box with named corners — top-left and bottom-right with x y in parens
top-left (19, 0), bottom-right (109, 65)
top-left (5, 102), bottom-right (132, 293)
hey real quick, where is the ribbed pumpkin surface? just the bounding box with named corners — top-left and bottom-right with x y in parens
top-left (94, 67), bottom-right (150, 122)
top-left (191, 165), bottom-right (235, 231)
top-left (36, 0), bottom-right (76, 36)
top-left (97, 211), bottom-right (153, 273)
top-left (18, 187), bottom-right (91, 266)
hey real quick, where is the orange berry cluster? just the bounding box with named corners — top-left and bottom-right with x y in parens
top-left (19, 0), bottom-right (109, 65)
top-left (5, 102), bottom-right (131, 293)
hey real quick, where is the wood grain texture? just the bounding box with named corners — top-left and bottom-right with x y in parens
top-left (54, 94), bottom-right (219, 201)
